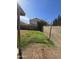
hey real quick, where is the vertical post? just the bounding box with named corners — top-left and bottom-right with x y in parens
top-left (49, 22), bottom-right (53, 40)
top-left (17, 9), bottom-right (23, 59)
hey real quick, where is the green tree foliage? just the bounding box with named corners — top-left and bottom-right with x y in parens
top-left (37, 19), bottom-right (48, 31)
top-left (53, 16), bottom-right (61, 26)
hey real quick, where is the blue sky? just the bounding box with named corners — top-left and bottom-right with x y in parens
top-left (18, 0), bottom-right (61, 24)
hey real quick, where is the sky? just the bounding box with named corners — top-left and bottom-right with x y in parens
top-left (18, 0), bottom-right (61, 24)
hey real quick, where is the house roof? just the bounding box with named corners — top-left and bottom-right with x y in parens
top-left (17, 4), bottom-right (25, 16)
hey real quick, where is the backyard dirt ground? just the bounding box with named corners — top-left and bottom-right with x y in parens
top-left (17, 26), bottom-right (61, 59)
top-left (18, 43), bottom-right (60, 59)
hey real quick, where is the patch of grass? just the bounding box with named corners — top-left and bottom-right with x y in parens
top-left (17, 30), bottom-right (54, 48)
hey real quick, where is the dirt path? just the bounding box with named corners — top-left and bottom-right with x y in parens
top-left (18, 43), bottom-right (60, 59)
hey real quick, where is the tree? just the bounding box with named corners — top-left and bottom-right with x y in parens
top-left (37, 19), bottom-right (48, 31)
top-left (53, 16), bottom-right (61, 26)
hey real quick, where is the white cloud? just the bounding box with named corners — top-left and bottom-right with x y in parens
top-left (20, 16), bottom-right (30, 24)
